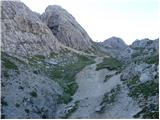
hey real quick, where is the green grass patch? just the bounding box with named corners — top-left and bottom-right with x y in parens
top-left (29, 55), bottom-right (45, 64)
top-left (52, 55), bottom-right (95, 103)
top-left (126, 75), bottom-right (140, 87)
top-left (1, 56), bottom-right (18, 70)
top-left (1, 52), bottom-right (28, 77)
top-left (29, 54), bottom-right (95, 104)
top-left (96, 57), bottom-right (122, 71)
top-left (99, 85), bottom-right (121, 113)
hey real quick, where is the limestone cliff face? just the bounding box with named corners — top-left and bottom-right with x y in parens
top-left (41, 5), bottom-right (92, 50)
top-left (1, 1), bottom-right (60, 59)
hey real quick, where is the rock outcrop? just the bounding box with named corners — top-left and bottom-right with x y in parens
top-left (99, 38), bottom-right (159, 118)
top-left (99, 37), bottom-right (132, 63)
top-left (41, 5), bottom-right (92, 50)
top-left (1, 52), bottom-right (64, 119)
top-left (1, 1), bottom-right (60, 59)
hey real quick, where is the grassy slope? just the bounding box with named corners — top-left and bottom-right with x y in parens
top-left (96, 57), bottom-right (122, 71)
top-left (28, 53), bottom-right (95, 104)
top-left (2, 50), bottom-right (95, 104)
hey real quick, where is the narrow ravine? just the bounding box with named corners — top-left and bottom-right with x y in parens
top-left (56, 57), bottom-right (141, 118)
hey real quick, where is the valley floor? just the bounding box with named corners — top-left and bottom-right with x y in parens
top-left (56, 57), bottom-right (141, 118)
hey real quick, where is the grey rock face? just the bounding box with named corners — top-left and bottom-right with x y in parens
top-left (1, 68), bottom-right (63, 119)
top-left (41, 5), bottom-right (92, 50)
top-left (1, 1), bottom-right (60, 59)
top-left (99, 37), bottom-right (132, 63)
top-left (131, 38), bottom-right (159, 52)
top-left (140, 72), bottom-right (152, 83)
top-left (101, 37), bottom-right (127, 49)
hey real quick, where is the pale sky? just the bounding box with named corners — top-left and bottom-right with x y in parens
top-left (20, 0), bottom-right (159, 45)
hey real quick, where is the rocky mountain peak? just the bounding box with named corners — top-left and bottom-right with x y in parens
top-left (102, 36), bottom-right (127, 49)
top-left (41, 5), bottom-right (93, 50)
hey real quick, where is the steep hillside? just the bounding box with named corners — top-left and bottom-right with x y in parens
top-left (101, 38), bottom-right (159, 118)
top-left (1, 1), bottom-right (61, 60)
top-left (1, 1), bottom-right (95, 119)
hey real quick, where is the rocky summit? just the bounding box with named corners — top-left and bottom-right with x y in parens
top-left (1, 1), bottom-right (159, 119)
top-left (41, 5), bottom-right (92, 51)
top-left (101, 36), bottom-right (127, 49)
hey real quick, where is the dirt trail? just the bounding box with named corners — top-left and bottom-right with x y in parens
top-left (69, 57), bottom-right (122, 118)
top-left (56, 57), bottom-right (141, 118)
top-left (73, 57), bottom-right (119, 100)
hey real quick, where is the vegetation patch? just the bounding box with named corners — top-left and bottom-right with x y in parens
top-left (126, 75), bottom-right (140, 88)
top-left (96, 57), bottom-right (122, 71)
top-left (29, 55), bottom-right (45, 65)
top-left (144, 55), bottom-right (159, 65)
top-left (131, 47), bottom-right (158, 65)
top-left (28, 54), bottom-right (95, 104)
top-left (131, 49), bottom-right (143, 58)
top-left (98, 85), bottom-right (121, 113)
top-left (54, 55), bottom-right (95, 103)
top-left (61, 101), bottom-right (79, 118)
top-left (30, 91), bottom-right (38, 97)
top-left (2, 56), bottom-right (18, 70)
top-left (128, 80), bottom-right (158, 99)
top-left (104, 74), bottom-right (113, 82)
top-left (101, 85), bottom-right (121, 105)
top-left (1, 52), bottom-right (27, 77)
top-left (127, 76), bottom-right (159, 119)
top-left (133, 105), bottom-right (159, 119)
